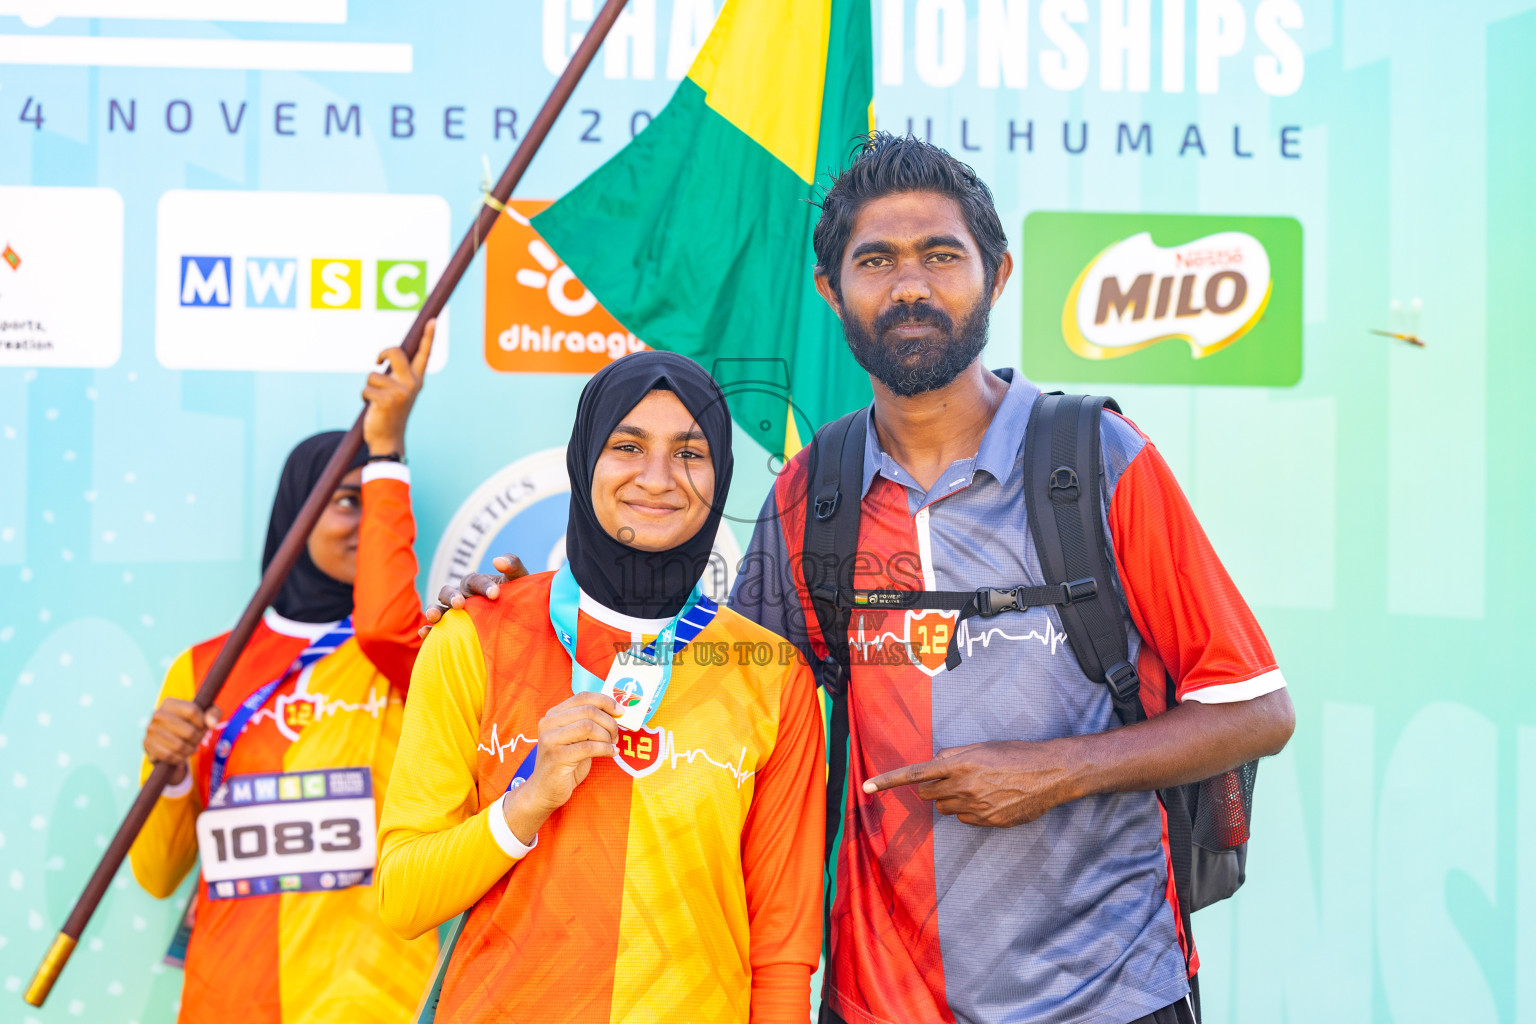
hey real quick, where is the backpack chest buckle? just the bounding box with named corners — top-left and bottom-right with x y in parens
top-left (974, 587), bottom-right (1022, 617)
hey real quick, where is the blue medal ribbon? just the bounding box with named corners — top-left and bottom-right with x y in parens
top-left (207, 617), bottom-right (354, 795)
top-left (546, 564), bottom-right (716, 721)
top-left (508, 567), bottom-right (717, 792)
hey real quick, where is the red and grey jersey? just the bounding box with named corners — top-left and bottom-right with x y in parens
top-left (730, 369), bottom-right (1285, 1024)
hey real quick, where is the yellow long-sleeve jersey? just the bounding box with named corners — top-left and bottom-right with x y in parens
top-left (376, 571), bottom-right (825, 1024)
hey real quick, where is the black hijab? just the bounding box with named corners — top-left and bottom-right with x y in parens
top-left (262, 431), bottom-right (369, 623)
top-left (566, 351), bottom-right (734, 619)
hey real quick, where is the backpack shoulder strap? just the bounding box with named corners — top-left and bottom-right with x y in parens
top-left (801, 409), bottom-right (867, 862)
top-left (1022, 392), bottom-right (1142, 724)
top-left (1025, 395), bottom-right (1208, 997)
top-left (802, 410), bottom-right (867, 691)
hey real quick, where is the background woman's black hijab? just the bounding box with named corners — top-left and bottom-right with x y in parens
top-left (566, 351), bottom-right (734, 619)
top-left (262, 431), bottom-right (369, 623)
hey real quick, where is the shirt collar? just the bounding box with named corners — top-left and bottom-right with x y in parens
top-left (263, 608), bottom-right (341, 641)
top-left (579, 587), bottom-right (672, 635)
top-left (859, 368), bottom-right (1040, 499)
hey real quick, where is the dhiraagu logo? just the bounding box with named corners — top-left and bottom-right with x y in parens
top-left (1023, 213), bottom-right (1302, 386)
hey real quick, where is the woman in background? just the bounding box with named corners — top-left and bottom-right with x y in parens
top-left (129, 325), bottom-right (439, 1024)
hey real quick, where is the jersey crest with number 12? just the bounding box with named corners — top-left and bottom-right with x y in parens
top-left (614, 723), bottom-right (664, 780)
top-left (275, 690), bottom-right (323, 741)
top-left (904, 608), bottom-right (957, 676)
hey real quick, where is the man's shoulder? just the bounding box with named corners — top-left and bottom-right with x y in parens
top-left (1099, 405), bottom-right (1151, 487)
top-left (742, 445), bottom-right (812, 561)
top-left (1005, 393), bottom-right (1149, 491)
top-left (774, 444), bottom-right (814, 506)
top-left (776, 406), bottom-right (874, 501)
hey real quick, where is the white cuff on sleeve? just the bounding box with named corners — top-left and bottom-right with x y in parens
top-left (487, 791), bottom-right (538, 859)
top-left (361, 461), bottom-right (411, 486)
top-left (1182, 668), bottom-right (1288, 704)
top-left (162, 772), bottom-right (194, 799)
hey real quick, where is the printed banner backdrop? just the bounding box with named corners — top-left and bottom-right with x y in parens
top-left (2, 2), bottom-right (1534, 1021)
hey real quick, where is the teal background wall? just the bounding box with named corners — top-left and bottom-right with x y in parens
top-left (3, 1), bottom-right (1534, 1020)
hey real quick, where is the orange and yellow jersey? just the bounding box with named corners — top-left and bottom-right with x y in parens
top-left (376, 570), bottom-right (825, 1024)
top-left (128, 464), bottom-right (436, 1024)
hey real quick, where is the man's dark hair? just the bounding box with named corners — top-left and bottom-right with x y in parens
top-left (812, 132), bottom-right (1009, 296)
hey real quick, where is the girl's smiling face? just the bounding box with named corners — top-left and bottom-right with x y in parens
top-left (590, 389), bottom-right (716, 552)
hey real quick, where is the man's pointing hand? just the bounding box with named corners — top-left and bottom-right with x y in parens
top-left (861, 740), bottom-right (1083, 828)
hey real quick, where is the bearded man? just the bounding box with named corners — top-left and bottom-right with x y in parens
top-left (728, 133), bottom-right (1295, 1024)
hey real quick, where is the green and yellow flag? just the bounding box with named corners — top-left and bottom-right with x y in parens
top-left (534, 0), bottom-right (874, 458)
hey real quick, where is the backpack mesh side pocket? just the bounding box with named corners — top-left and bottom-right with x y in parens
top-left (1193, 760), bottom-right (1258, 850)
top-left (1186, 760), bottom-right (1258, 911)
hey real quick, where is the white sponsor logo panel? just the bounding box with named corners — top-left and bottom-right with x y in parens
top-left (155, 189), bottom-right (450, 372)
top-left (0, 185), bottom-right (124, 368)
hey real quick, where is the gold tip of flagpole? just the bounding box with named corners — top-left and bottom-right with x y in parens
top-left (24, 932), bottom-right (76, 1007)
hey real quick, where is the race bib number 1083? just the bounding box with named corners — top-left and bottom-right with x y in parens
top-left (195, 767), bottom-right (377, 901)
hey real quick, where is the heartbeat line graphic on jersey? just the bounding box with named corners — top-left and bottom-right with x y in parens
top-left (849, 614), bottom-right (919, 663)
top-left (248, 666), bottom-right (391, 743)
top-left (479, 722), bottom-right (538, 763)
top-left (954, 616), bottom-right (1072, 658)
top-left (843, 612), bottom-right (1072, 667)
top-left (659, 735), bottom-right (755, 788)
top-left (478, 723), bottom-right (756, 788)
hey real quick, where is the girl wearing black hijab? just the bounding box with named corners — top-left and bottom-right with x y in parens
top-left (129, 328), bottom-right (440, 1024)
top-left (377, 351), bottom-right (824, 1024)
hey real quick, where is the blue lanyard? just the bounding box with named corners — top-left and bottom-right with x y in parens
top-left (546, 565), bottom-right (716, 722)
top-left (208, 617), bottom-right (354, 794)
top-left (511, 568), bottom-right (717, 792)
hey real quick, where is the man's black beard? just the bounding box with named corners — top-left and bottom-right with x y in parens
top-left (842, 293), bottom-right (991, 398)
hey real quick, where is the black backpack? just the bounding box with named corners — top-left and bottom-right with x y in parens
top-left (801, 391), bottom-right (1258, 1005)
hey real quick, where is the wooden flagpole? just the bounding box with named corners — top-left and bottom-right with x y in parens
top-left (24, 0), bottom-right (631, 1005)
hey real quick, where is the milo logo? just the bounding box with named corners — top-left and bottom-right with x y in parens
top-left (1066, 231), bottom-right (1270, 361)
top-left (1023, 212), bottom-right (1301, 387)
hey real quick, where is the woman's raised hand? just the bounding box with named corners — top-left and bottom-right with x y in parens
top-left (362, 318), bottom-right (434, 459)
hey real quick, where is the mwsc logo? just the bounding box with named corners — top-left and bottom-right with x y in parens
top-left (1023, 212), bottom-right (1301, 387)
top-left (157, 191), bottom-right (450, 373)
top-left (178, 255), bottom-right (427, 311)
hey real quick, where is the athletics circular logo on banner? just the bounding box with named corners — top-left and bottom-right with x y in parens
top-left (427, 446), bottom-right (742, 603)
